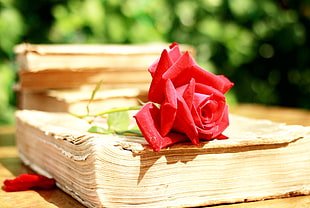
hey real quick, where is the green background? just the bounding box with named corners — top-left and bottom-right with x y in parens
top-left (1, 0), bottom-right (310, 125)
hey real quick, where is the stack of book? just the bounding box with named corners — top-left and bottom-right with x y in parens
top-left (14, 43), bottom-right (194, 115)
top-left (13, 43), bottom-right (310, 208)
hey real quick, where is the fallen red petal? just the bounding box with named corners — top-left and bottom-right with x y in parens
top-left (3, 173), bottom-right (55, 192)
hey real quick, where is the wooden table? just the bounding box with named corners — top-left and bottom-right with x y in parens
top-left (1, 104), bottom-right (310, 208)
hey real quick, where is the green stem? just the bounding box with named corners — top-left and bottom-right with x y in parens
top-left (72, 105), bottom-right (142, 119)
top-left (94, 106), bottom-right (142, 116)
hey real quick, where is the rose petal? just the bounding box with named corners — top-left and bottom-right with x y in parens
top-left (134, 103), bottom-right (187, 152)
top-left (148, 49), bottom-right (172, 77)
top-left (167, 42), bottom-right (183, 63)
top-left (148, 43), bottom-right (182, 78)
top-left (194, 83), bottom-right (227, 122)
top-left (160, 79), bottom-right (177, 136)
top-left (176, 78), bottom-right (195, 109)
top-left (162, 51), bottom-right (195, 87)
top-left (3, 174), bottom-right (55, 192)
top-left (197, 104), bottom-right (230, 140)
top-left (148, 50), bottom-right (173, 103)
top-left (162, 51), bottom-right (233, 94)
top-left (169, 42), bottom-right (178, 49)
top-left (216, 134), bottom-right (229, 140)
top-left (191, 93), bottom-right (211, 127)
top-left (173, 96), bottom-right (199, 145)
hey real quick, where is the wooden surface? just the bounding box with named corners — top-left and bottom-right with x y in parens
top-left (1, 104), bottom-right (310, 208)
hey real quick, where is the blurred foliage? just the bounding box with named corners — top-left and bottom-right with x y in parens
top-left (0, 0), bottom-right (310, 125)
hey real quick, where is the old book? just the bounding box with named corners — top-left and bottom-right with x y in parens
top-left (18, 68), bottom-right (152, 91)
top-left (15, 110), bottom-right (310, 208)
top-left (14, 43), bottom-right (195, 90)
top-left (18, 88), bottom-right (148, 115)
top-left (14, 43), bottom-right (195, 72)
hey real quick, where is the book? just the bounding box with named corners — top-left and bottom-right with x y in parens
top-left (18, 67), bottom-right (152, 91)
top-left (15, 110), bottom-right (310, 208)
top-left (14, 43), bottom-right (194, 114)
top-left (18, 88), bottom-right (148, 115)
top-left (14, 43), bottom-right (195, 90)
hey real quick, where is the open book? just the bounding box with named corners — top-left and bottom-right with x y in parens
top-left (15, 110), bottom-right (310, 208)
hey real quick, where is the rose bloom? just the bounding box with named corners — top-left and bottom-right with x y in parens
top-left (134, 43), bottom-right (234, 152)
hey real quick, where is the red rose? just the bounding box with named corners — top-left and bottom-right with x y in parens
top-left (134, 43), bottom-right (234, 152)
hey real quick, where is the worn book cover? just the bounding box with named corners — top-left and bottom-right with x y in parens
top-left (15, 110), bottom-right (310, 208)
